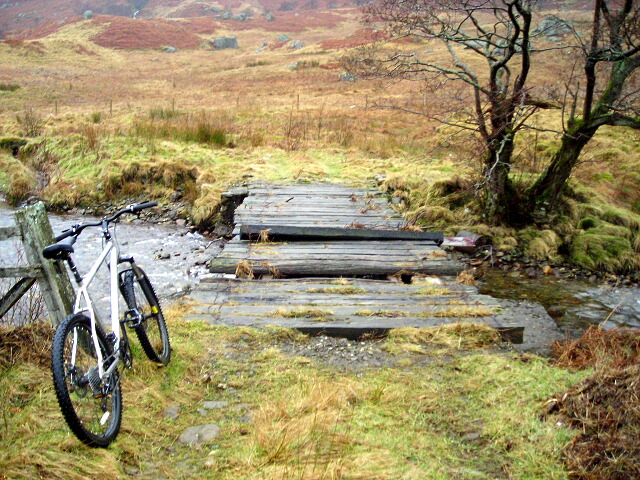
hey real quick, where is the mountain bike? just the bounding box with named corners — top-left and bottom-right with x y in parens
top-left (43, 201), bottom-right (171, 447)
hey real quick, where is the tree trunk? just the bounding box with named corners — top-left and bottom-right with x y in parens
top-left (527, 123), bottom-right (597, 221)
top-left (482, 135), bottom-right (520, 225)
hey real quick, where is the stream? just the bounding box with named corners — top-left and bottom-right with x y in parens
top-left (1, 202), bottom-right (639, 337)
top-left (0, 201), bottom-right (222, 305)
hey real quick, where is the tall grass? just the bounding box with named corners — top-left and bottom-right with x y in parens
top-left (132, 110), bottom-right (234, 147)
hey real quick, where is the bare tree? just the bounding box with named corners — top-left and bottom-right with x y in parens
top-left (528, 0), bottom-right (640, 220)
top-left (353, 0), bottom-right (551, 225)
top-left (351, 0), bottom-right (640, 225)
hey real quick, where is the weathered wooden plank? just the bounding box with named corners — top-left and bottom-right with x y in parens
top-left (184, 313), bottom-right (523, 343)
top-left (223, 239), bottom-right (441, 249)
top-left (199, 280), bottom-right (477, 294)
top-left (221, 247), bottom-right (441, 257)
top-left (208, 259), bottom-right (463, 276)
top-left (0, 265), bottom-right (43, 278)
top-left (0, 226), bottom-right (20, 241)
top-left (214, 256), bottom-right (449, 267)
top-left (0, 277), bottom-right (37, 318)
top-left (239, 196), bottom-right (392, 204)
top-left (239, 225), bottom-right (443, 243)
top-left (192, 295), bottom-right (498, 310)
top-left (235, 215), bottom-right (403, 223)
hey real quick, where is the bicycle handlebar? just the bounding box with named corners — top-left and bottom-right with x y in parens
top-left (55, 201), bottom-right (158, 241)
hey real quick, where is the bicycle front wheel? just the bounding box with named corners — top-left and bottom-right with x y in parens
top-left (127, 268), bottom-right (171, 365)
top-left (51, 313), bottom-right (122, 447)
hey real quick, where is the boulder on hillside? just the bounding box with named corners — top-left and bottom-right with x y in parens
top-left (163, 46), bottom-right (177, 53)
top-left (532, 16), bottom-right (574, 40)
top-left (339, 72), bottom-right (356, 82)
top-left (289, 39), bottom-right (305, 50)
top-left (277, 34), bottom-right (290, 43)
top-left (83, 10), bottom-right (93, 19)
top-left (213, 37), bottom-right (239, 49)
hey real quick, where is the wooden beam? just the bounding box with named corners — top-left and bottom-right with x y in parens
top-left (239, 224), bottom-right (444, 244)
top-left (0, 265), bottom-right (42, 278)
top-left (0, 277), bottom-right (37, 319)
top-left (0, 226), bottom-right (20, 241)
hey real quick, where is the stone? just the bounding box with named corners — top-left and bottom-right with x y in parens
top-left (289, 40), bottom-right (305, 50)
top-left (213, 37), bottom-right (238, 49)
top-left (83, 10), bottom-right (93, 19)
top-left (163, 46), bottom-right (177, 53)
top-left (178, 424), bottom-right (221, 445)
top-left (164, 404), bottom-right (180, 420)
top-left (277, 34), bottom-right (290, 43)
top-left (266, 12), bottom-right (275, 21)
top-left (202, 401), bottom-right (229, 410)
top-left (339, 72), bottom-right (356, 82)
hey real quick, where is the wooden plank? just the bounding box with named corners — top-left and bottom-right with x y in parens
top-left (239, 225), bottom-right (444, 243)
top-left (208, 259), bottom-right (463, 276)
top-left (199, 280), bottom-right (478, 295)
top-left (184, 313), bottom-right (524, 343)
top-left (215, 256), bottom-right (448, 266)
top-left (0, 277), bottom-right (37, 318)
top-left (0, 265), bottom-right (43, 278)
top-left (226, 241), bottom-right (440, 249)
top-left (0, 226), bottom-right (20, 241)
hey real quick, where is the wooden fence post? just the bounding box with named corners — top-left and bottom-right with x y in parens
top-left (13, 203), bottom-right (75, 325)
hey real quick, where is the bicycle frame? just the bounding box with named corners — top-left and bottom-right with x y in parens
top-left (72, 232), bottom-right (123, 381)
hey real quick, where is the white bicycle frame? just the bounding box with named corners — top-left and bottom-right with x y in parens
top-left (72, 235), bottom-right (123, 381)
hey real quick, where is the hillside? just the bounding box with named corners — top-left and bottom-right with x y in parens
top-left (0, 0), bottom-right (354, 37)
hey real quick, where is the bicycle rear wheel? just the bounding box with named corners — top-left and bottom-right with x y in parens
top-left (122, 268), bottom-right (171, 365)
top-left (51, 313), bottom-right (122, 447)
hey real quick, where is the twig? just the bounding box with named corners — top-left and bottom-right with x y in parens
top-left (598, 301), bottom-right (622, 330)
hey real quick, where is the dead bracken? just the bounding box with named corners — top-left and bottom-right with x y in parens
top-left (546, 327), bottom-right (640, 480)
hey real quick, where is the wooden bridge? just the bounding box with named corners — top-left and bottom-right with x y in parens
top-left (190, 183), bottom-right (530, 344)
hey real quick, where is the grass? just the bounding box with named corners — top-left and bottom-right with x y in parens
top-left (0, 313), bottom-right (591, 480)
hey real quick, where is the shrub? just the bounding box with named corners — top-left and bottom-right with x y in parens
top-left (16, 109), bottom-right (44, 137)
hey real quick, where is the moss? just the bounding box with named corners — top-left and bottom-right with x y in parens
top-left (600, 205), bottom-right (640, 231)
top-left (571, 232), bottom-right (638, 272)
top-left (519, 228), bottom-right (561, 260)
top-left (406, 205), bottom-right (455, 226)
top-left (577, 217), bottom-right (598, 230)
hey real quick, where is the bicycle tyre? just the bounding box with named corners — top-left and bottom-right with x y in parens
top-left (127, 268), bottom-right (171, 365)
top-left (51, 313), bottom-right (122, 447)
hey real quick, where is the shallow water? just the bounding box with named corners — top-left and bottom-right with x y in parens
top-left (0, 201), bottom-right (219, 305)
top-left (479, 270), bottom-right (640, 337)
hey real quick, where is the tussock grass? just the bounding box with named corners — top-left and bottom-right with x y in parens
top-left (386, 324), bottom-right (502, 351)
top-left (306, 286), bottom-right (368, 295)
top-left (268, 307), bottom-right (334, 320)
top-left (411, 286), bottom-right (454, 296)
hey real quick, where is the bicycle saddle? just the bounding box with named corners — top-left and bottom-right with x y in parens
top-left (43, 236), bottom-right (76, 260)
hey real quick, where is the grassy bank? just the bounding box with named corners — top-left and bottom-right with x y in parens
top-left (1, 306), bottom-right (592, 480)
